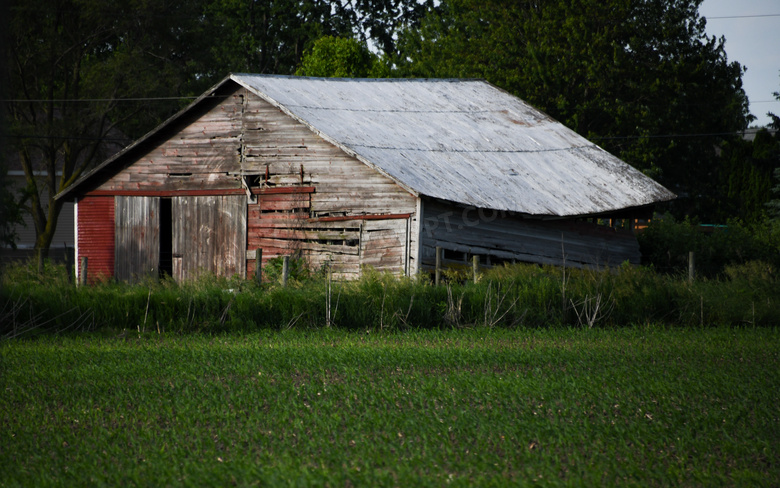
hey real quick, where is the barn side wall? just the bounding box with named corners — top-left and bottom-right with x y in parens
top-left (420, 199), bottom-right (640, 271)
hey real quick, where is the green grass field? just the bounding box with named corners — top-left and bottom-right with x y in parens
top-left (1, 326), bottom-right (777, 487)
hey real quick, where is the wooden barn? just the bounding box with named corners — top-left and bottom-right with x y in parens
top-left (56, 74), bottom-right (675, 283)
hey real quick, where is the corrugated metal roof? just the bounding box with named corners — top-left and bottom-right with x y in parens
top-left (232, 74), bottom-right (675, 217)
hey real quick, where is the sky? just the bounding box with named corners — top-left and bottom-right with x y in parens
top-left (698, 0), bottom-right (780, 127)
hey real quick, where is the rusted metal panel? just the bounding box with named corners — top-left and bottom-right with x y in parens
top-left (114, 196), bottom-right (160, 282)
top-left (77, 196), bottom-right (115, 283)
top-left (232, 75), bottom-right (675, 218)
top-left (420, 199), bottom-right (639, 269)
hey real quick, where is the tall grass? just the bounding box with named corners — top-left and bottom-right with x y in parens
top-left (2, 257), bottom-right (779, 337)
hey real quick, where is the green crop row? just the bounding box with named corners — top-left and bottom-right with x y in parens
top-left (1, 327), bottom-right (777, 486)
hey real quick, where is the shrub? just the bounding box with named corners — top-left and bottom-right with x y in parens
top-left (638, 215), bottom-right (780, 277)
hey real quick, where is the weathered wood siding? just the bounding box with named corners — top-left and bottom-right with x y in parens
top-left (239, 90), bottom-right (418, 277)
top-left (420, 199), bottom-right (640, 270)
top-left (173, 196), bottom-right (247, 281)
top-left (96, 87), bottom-right (244, 193)
top-left (76, 196), bottom-right (114, 283)
top-left (86, 86), bottom-right (419, 280)
top-left (114, 196), bottom-right (160, 282)
top-left (359, 218), bottom-right (409, 274)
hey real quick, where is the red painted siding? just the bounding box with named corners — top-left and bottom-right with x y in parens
top-left (78, 196), bottom-right (115, 283)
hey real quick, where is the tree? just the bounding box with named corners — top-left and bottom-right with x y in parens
top-left (332, 0), bottom-right (437, 55)
top-left (3, 0), bottom-right (203, 258)
top-left (196, 0), bottom-right (346, 79)
top-left (296, 36), bottom-right (386, 78)
top-left (395, 0), bottom-right (751, 220)
top-left (764, 82), bottom-right (780, 221)
top-left (194, 0), bottom-right (433, 83)
top-left (716, 130), bottom-right (778, 223)
top-left (0, 0), bottom-right (23, 250)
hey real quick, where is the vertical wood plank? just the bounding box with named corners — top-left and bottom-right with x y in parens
top-left (79, 257), bottom-right (88, 286)
top-left (114, 196), bottom-right (160, 283)
top-left (172, 195), bottom-right (246, 281)
top-left (255, 248), bottom-right (262, 284)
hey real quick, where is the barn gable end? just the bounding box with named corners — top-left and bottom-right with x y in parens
top-left (70, 83), bottom-right (418, 283)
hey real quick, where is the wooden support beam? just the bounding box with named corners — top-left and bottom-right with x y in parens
top-left (255, 248), bottom-right (263, 285)
top-left (79, 257), bottom-right (88, 286)
top-left (688, 251), bottom-right (696, 282)
top-left (66, 247), bottom-right (74, 285)
top-left (435, 246), bottom-right (442, 286)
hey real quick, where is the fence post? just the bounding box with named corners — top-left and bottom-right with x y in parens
top-left (472, 255), bottom-right (479, 283)
top-left (435, 246), bottom-right (442, 286)
top-left (255, 248), bottom-right (262, 285)
top-left (66, 247), bottom-right (74, 284)
top-left (688, 251), bottom-right (695, 282)
top-left (79, 256), bottom-right (88, 286)
top-left (282, 256), bottom-right (289, 287)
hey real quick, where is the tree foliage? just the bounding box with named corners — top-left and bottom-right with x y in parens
top-left (296, 36), bottom-right (387, 78)
top-left (2, 0), bottom-right (204, 257)
top-left (395, 0), bottom-right (751, 220)
top-left (716, 129), bottom-right (779, 223)
top-left (764, 85), bottom-right (780, 221)
top-left (190, 0), bottom-right (433, 84)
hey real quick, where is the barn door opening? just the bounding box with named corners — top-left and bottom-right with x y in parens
top-left (159, 198), bottom-right (173, 278)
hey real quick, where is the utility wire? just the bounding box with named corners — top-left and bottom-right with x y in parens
top-left (0, 97), bottom-right (201, 103)
top-left (1, 130), bottom-right (772, 143)
top-left (706, 13), bottom-right (780, 19)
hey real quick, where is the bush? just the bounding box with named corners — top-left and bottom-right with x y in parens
top-left (638, 215), bottom-right (780, 277)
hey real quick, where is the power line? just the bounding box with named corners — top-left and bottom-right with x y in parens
top-left (591, 131), bottom-right (757, 141)
top-left (0, 97), bottom-right (200, 103)
top-left (1, 130), bottom-right (769, 143)
top-left (706, 13), bottom-right (780, 20)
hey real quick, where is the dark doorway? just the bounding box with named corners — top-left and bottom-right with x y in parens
top-left (159, 198), bottom-right (173, 278)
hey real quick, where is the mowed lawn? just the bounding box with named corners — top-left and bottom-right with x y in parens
top-left (1, 327), bottom-right (777, 487)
